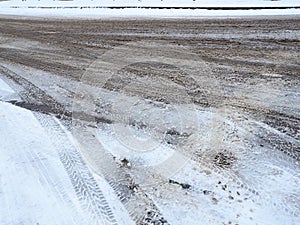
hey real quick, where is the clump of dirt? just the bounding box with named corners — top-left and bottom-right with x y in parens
top-left (142, 210), bottom-right (169, 225)
top-left (212, 150), bottom-right (237, 169)
top-left (169, 179), bottom-right (191, 189)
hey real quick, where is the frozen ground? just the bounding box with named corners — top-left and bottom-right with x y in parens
top-left (0, 16), bottom-right (299, 225)
top-left (0, 0), bottom-right (299, 17)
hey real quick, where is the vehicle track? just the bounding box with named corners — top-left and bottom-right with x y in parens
top-left (0, 65), bottom-right (170, 224)
top-left (0, 48), bottom-right (85, 80)
top-left (0, 64), bottom-right (69, 116)
top-left (71, 121), bottom-right (170, 224)
top-left (0, 65), bottom-right (169, 224)
top-left (34, 113), bottom-right (119, 225)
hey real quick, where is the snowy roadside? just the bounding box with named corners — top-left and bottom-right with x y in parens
top-left (0, 78), bottom-right (134, 225)
top-left (0, 0), bottom-right (299, 18)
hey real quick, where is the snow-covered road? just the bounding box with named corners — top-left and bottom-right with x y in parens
top-left (0, 16), bottom-right (299, 225)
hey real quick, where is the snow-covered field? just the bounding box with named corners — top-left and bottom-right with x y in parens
top-left (0, 0), bottom-right (299, 17)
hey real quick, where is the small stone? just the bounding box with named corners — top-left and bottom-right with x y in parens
top-left (203, 190), bottom-right (211, 195)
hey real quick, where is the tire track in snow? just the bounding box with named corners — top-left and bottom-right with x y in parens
top-left (19, 137), bottom-right (79, 225)
top-left (0, 102), bottom-right (84, 225)
top-left (34, 113), bottom-right (119, 225)
top-left (0, 64), bottom-right (70, 117)
top-left (0, 65), bottom-right (111, 124)
top-left (72, 122), bottom-right (170, 225)
top-left (0, 72), bottom-right (110, 224)
top-left (0, 64), bottom-right (169, 224)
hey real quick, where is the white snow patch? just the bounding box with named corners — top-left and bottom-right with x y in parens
top-left (97, 122), bottom-right (176, 167)
top-left (0, 101), bottom-right (86, 224)
top-left (0, 77), bottom-right (20, 101)
top-left (0, 101), bottom-right (133, 224)
top-left (149, 158), bottom-right (300, 225)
